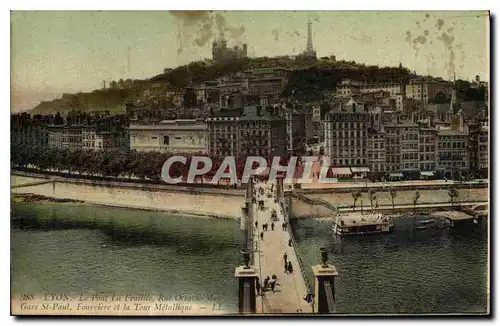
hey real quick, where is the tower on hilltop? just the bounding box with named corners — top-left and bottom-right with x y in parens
top-left (299, 20), bottom-right (317, 61)
top-left (306, 21), bottom-right (314, 53)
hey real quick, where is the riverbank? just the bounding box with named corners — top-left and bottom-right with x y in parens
top-left (11, 171), bottom-right (489, 220)
top-left (11, 172), bottom-right (244, 220)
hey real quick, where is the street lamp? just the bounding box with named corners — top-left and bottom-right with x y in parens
top-left (241, 249), bottom-right (250, 269)
top-left (320, 247), bottom-right (328, 267)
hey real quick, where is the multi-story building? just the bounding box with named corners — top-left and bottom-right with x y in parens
top-left (206, 109), bottom-right (241, 157)
top-left (478, 126), bottom-right (489, 173)
top-left (282, 104), bottom-right (306, 155)
top-left (82, 126), bottom-right (129, 151)
top-left (324, 98), bottom-right (370, 168)
top-left (418, 124), bottom-right (438, 172)
top-left (303, 105), bottom-right (315, 143)
top-left (405, 79), bottom-right (450, 103)
top-left (360, 82), bottom-right (405, 97)
top-left (61, 125), bottom-right (84, 150)
top-left (336, 79), bottom-right (362, 97)
top-left (468, 121), bottom-right (489, 177)
top-left (206, 105), bottom-right (287, 158)
top-left (382, 123), bottom-right (401, 173)
top-left (337, 79), bottom-right (406, 111)
top-left (247, 77), bottom-right (285, 102)
top-left (436, 129), bottom-right (469, 176)
top-left (367, 130), bottom-right (386, 174)
top-left (312, 104), bottom-right (324, 143)
top-left (239, 106), bottom-right (287, 158)
top-left (400, 122), bottom-right (420, 174)
top-left (47, 125), bottom-right (64, 149)
top-left (194, 81), bottom-right (220, 106)
top-left (129, 119), bottom-right (207, 154)
top-left (11, 114), bottom-right (49, 148)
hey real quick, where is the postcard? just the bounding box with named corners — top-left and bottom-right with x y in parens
top-left (10, 10), bottom-right (490, 316)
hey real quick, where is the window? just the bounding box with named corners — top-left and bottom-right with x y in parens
top-left (163, 136), bottom-right (170, 145)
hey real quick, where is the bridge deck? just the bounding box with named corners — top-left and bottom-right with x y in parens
top-left (252, 183), bottom-right (311, 314)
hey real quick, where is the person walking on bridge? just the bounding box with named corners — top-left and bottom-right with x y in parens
top-left (255, 277), bottom-right (261, 295)
top-left (260, 232), bottom-right (264, 240)
top-left (271, 222), bottom-right (275, 231)
top-left (283, 253), bottom-right (288, 265)
top-left (270, 277), bottom-right (276, 293)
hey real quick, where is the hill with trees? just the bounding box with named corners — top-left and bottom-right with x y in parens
top-left (28, 56), bottom-right (438, 114)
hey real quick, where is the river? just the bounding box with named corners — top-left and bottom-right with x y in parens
top-left (11, 203), bottom-right (488, 314)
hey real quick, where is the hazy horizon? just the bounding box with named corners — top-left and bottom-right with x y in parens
top-left (11, 10), bottom-right (489, 112)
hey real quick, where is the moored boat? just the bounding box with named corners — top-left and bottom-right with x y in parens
top-left (332, 212), bottom-right (394, 236)
top-left (417, 219), bottom-right (435, 226)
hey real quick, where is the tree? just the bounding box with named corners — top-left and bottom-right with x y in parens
top-left (413, 191), bottom-right (420, 214)
top-left (351, 191), bottom-right (361, 211)
top-left (448, 185), bottom-right (459, 209)
top-left (368, 189), bottom-right (377, 211)
top-left (389, 187), bottom-right (397, 213)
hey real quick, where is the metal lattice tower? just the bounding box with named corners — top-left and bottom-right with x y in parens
top-left (306, 21), bottom-right (314, 52)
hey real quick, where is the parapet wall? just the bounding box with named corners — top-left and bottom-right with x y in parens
top-left (289, 186), bottom-right (488, 219)
top-left (11, 172), bottom-right (244, 219)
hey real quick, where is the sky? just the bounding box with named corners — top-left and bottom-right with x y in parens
top-left (10, 10), bottom-right (489, 111)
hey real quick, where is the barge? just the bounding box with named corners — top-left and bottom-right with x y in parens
top-left (331, 212), bottom-right (395, 236)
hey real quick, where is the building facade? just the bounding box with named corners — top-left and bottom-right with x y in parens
top-left (325, 98), bottom-right (369, 167)
top-left (206, 106), bottom-right (287, 158)
top-left (367, 130), bottom-right (386, 173)
top-left (239, 106), bottom-right (287, 158)
top-left (405, 79), bottom-right (450, 103)
top-left (418, 126), bottom-right (438, 171)
top-left (206, 110), bottom-right (241, 157)
top-left (129, 119), bottom-right (207, 154)
top-left (11, 114), bottom-right (49, 149)
top-left (436, 129), bottom-right (469, 174)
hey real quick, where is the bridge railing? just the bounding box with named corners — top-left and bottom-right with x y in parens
top-left (280, 200), bottom-right (313, 296)
top-left (291, 192), bottom-right (347, 212)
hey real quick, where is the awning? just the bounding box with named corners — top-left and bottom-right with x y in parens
top-left (389, 172), bottom-right (404, 178)
top-left (350, 167), bottom-right (370, 173)
top-left (331, 167), bottom-right (352, 175)
top-left (421, 171), bottom-right (435, 177)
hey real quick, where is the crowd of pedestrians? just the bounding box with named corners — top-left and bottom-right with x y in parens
top-left (253, 182), bottom-right (296, 297)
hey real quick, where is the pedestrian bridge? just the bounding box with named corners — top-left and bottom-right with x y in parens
top-left (235, 177), bottom-right (338, 315)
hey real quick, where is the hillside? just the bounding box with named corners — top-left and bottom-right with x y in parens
top-left (29, 58), bottom-right (418, 114)
top-left (282, 64), bottom-right (412, 101)
top-left (31, 86), bottom-right (146, 114)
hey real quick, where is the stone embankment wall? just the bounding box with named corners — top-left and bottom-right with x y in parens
top-left (11, 171), bottom-right (488, 220)
top-left (289, 187), bottom-right (488, 219)
top-left (11, 173), bottom-right (244, 219)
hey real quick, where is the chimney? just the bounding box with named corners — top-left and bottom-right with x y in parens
top-left (242, 44), bottom-right (248, 55)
